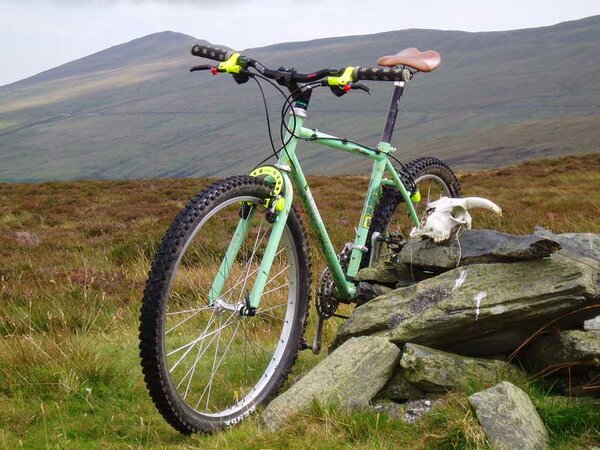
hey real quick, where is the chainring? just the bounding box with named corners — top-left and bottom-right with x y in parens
top-left (316, 244), bottom-right (352, 319)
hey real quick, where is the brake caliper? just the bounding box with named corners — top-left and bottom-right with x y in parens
top-left (249, 166), bottom-right (286, 223)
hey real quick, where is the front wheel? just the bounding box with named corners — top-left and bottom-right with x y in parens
top-left (362, 157), bottom-right (461, 266)
top-left (139, 175), bottom-right (311, 434)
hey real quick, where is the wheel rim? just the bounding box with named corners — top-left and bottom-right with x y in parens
top-left (161, 195), bottom-right (298, 418)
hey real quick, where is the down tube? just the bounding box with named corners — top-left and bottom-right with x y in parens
top-left (282, 163), bottom-right (355, 301)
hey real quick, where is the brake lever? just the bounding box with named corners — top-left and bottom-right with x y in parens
top-left (190, 64), bottom-right (213, 72)
top-left (351, 83), bottom-right (370, 95)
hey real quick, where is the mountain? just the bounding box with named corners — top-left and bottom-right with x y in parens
top-left (0, 18), bottom-right (599, 182)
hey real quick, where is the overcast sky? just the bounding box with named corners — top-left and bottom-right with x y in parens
top-left (1, 0), bottom-right (598, 86)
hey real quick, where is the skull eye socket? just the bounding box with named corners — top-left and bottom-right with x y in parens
top-left (451, 206), bottom-right (465, 217)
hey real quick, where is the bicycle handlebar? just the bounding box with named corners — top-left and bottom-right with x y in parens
top-left (190, 44), bottom-right (412, 83)
top-left (191, 44), bottom-right (231, 62)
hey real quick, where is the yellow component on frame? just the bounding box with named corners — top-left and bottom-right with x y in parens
top-left (411, 190), bottom-right (422, 202)
top-left (275, 197), bottom-right (285, 211)
top-left (249, 166), bottom-right (284, 196)
top-left (218, 53), bottom-right (242, 74)
top-left (327, 66), bottom-right (355, 87)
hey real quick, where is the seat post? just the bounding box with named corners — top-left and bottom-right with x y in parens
top-left (380, 81), bottom-right (405, 144)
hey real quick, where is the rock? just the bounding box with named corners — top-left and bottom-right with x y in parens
top-left (355, 261), bottom-right (417, 285)
top-left (519, 330), bottom-right (600, 375)
top-left (370, 401), bottom-right (405, 420)
top-left (333, 257), bottom-right (600, 355)
top-left (399, 343), bottom-right (520, 394)
top-left (370, 399), bottom-right (438, 423)
top-left (355, 282), bottom-right (392, 306)
top-left (403, 399), bottom-right (437, 424)
top-left (261, 336), bottom-right (400, 431)
top-left (377, 368), bottom-right (426, 401)
top-left (584, 316), bottom-right (600, 330)
top-left (534, 228), bottom-right (600, 269)
top-left (377, 344), bottom-right (519, 401)
top-left (399, 230), bottom-right (561, 272)
top-left (469, 382), bottom-right (549, 450)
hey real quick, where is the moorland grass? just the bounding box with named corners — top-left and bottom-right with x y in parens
top-left (0, 154), bottom-right (599, 448)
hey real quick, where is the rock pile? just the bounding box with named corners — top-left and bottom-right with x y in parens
top-left (262, 228), bottom-right (600, 447)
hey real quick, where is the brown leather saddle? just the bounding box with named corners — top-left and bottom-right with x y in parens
top-left (377, 47), bottom-right (441, 72)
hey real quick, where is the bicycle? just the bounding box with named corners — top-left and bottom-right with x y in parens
top-left (139, 44), bottom-right (461, 434)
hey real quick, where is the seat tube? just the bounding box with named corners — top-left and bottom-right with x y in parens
top-left (380, 81), bottom-right (405, 144)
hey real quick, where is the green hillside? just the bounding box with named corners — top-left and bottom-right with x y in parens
top-left (0, 16), bottom-right (599, 181)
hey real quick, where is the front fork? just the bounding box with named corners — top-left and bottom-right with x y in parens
top-left (208, 169), bottom-right (294, 315)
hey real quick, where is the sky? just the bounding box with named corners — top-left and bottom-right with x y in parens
top-left (0, 0), bottom-right (598, 86)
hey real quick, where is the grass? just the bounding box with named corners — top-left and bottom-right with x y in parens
top-left (0, 154), bottom-right (599, 448)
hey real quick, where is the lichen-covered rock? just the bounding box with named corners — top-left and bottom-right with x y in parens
top-left (584, 316), bottom-right (600, 331)
top-left (403, 399), bottom-right (437, 424)
top-left (370, 399), bottom-right (438, 423)
top-left (355, 261), bottom-right (417, 285)
top-left (333, 257), bottom-right (600, 355)
top-left (399, 343), bottom-right (520, 393)
top-left (519, 330), bottom-right (600, 374)
top-left (469, 381), bottom-right (549, 450)
top-left (261, 336), bottom-right (400, 431)
top-left (355, 282), bottom-right (392, 306)
top-left (378, 344), bottom-right (518, 401)
top-left (399, 230), bottom-right (561, 271)
top-left (377, 368), bottom-right (426, 401)
top-left (534, 228), bottom-right (600, 269)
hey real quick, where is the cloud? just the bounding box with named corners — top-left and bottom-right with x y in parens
top-left (29, 0), bottom-right (245, 4)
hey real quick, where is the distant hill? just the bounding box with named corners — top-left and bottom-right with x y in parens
top-left (0, 17), bottom-right (599, 182)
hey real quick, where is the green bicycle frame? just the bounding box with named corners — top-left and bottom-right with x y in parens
top-left (209, 109), bottom-right (420, 308)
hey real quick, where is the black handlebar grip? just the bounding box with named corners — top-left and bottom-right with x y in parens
top-left (190, 44), bottom-right (231, 62)
top-left (354, 67), bottom-right (408, 82)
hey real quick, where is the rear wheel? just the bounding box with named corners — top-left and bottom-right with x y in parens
top-left (362, 157), bottom-right (461, 266)
top-left (139, 176), bottom-right (311, 434)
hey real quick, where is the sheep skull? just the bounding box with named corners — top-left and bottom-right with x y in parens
top-left (410, 197), bottom-right (502, 243)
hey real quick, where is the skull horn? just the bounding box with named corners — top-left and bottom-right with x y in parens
top-left (462, 197), bottom-right (502, 215)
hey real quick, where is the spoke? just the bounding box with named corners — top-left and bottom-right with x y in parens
top-left (172, 271), bottom-right (209, 302)
top-left (177, 325), bottom-right (220, 395)
top-left (261, 283), bottom-right (288, 297)
top-left (257, 302), bottom-right (288, 315)
top-left (166, 305), bottom-right (211, 335)
top-left (196, 321), bottom-right (242, 411)
top-left (238, 217), bottom-right (267, 301)
top-left (167, 309), bottom-right (235, 360)
top-left (168, 308), bottom-right (216, 370)
top-left (240, 320), bottom-right (272, 361)
top-left (204, 316), bottom-right (223, 410)
top-left (166, 305), bottom-right (212, 316)
top-left (263, 263), bottom-right (290, 288)
top-left (220, 246), bottom-right (286, 300)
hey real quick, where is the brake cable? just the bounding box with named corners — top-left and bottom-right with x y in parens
top-left (245, 67), bottom-right (417, 193)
